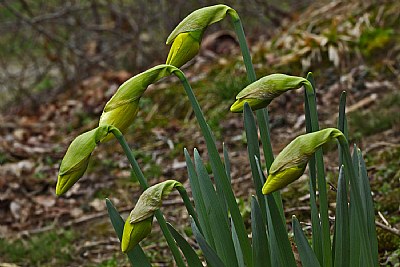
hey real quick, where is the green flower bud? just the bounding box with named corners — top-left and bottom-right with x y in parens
top-left (166, 31), bottom-right (201, 68)
top-left (166, 5), bottom-right (234, 45)
top-left (56, 125), bottom-right (112, 196)
top-left (99, 64), bottom-right (178, 142)
top-left (230, 74), bottom-right (308, 113)
top-left (165, 5), bottom-right (235, 67)
top-left (262, 128), bottom-right (343, 195)
top-left (121, 180), bottom-right (183, 252)
top-left (121, 216), bottom-right (153, 253)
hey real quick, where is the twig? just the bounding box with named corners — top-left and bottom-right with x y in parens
top-left (375, 221), bottom-right (400, 237)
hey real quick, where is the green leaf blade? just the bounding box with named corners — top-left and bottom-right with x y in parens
top-left (191, 218), bottom-right (226, 267)
top-left (358, 149), bottom-right (378, 266)
top-left (255, 158), bottom-right (296, 267)
top-left (333, 166), bottom-right (350, 266)
top-left (105, 199), bottom-right (151, 267)
top-left (167, 223), bottom-right (203, 267)
top-left (184, 149), bottom-right (214, 248)
top-left (292, 216), bottom-right (321, 267)
top-left (251, 196), bottom-right (271, 267)
top-left (194, 150), bottom-right (239, 267)
top-left (244, 103), bottom-right (267, 222)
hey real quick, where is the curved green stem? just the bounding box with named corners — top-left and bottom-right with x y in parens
top-left (304, 80), bottom-right (332, 267)
top-left (229, 11), bottom-right (256, 83)
top-left (110, 127), bottom-right (186, 267)
top-left (111, 127), bottom-right (149, 189)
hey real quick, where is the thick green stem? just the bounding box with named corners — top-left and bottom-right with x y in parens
top-left (304, 81), bottom-right (332, 267)
top-left (229, 10), bottom-right (285, 224)
top-left (304, 76), bottom-right (323, 264)
top-left (173, 70), bottom-right (253, 267)
top-left (110, 128), bottom-right (186, 267)
top-left (337, 136), bottom-right (374, 266)
top-left (229, 11), bottom-right (256, 83)
top-left (176, 186), bottom-right (202, 232)
top-left (111, 128), bottom-right (149, 188)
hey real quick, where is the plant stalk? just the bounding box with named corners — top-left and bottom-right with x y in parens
top-left (111, 128), bottom-right (186, 267)
top-left (304, 80), bottom-right (332, 267)
top-left (176, 186), bottom-right (202, 232)
top-left (230, 10), bottom-right (285, 222)
top-left (173, 69), bottom-right (253, 267)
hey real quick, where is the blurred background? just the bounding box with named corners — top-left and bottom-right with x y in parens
top-left (0, 0), bottom-right (313, 110)
top-left (0, 0), bottom-right (399, 266)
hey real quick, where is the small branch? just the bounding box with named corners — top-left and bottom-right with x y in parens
top-left (375, 221), bottom-right (400, 237)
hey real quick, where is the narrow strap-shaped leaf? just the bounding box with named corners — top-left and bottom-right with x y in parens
top-left (337, 91), bottom-right (347, 166)
top-left (257, 109), bottom-right (285, 224)
top-left (105, 199), bottom-right (151, 267)
top-left (175, 69), bottom-right (252, 266)
top-left (220, 143), bottom-right (231, 222)
top-left (191, 218), bottom-right (226, 267)
top-left (350, 146), bottom-right (366, 266)
top-left (244, 103), bottom-right (267, 222)
top-left (255, 158), bottom-right (296, 267)
top-left (258, 109), bottom-right (274, 170)
top-left (343, 142), bottom-right (372, 266)
top-left (251, 196), bottom-right (271, 267)
top-left (309, 175), bottom-right (323, 264)
top-left (223, 143), bottom-right (231, 182)
top-left (231, 218), bottom-right (245, 267)
top-left (352, 145), bottom-right (365, 221)
top-left (292, 216), bottom-right (321, 267)
top-left (167, 223), bottom-right (203, 267)
top-left (184, 148), bottom-right (215, 249)
top-left (304, 75), bottom-right (323, 264)
top-left (349, 187), bottom-right (361, 266)
top-left (304, 74), bottom-right (332, 267)
top-left (194, 149), bottom-right (239, 267)
top-left (333, 166), bottom-right (349, 266)
top-left (358, 149), bottom-right (378, 266)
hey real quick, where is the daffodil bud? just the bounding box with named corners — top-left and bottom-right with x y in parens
top-left (262, 128), bottom-right (343, 195)
top-left (165, 5), bottom-right (235, 67)
top-left (230, 74), bottom-right (308, 113)
top-left (121, 180), bottom-right (183, 252)
top-left (166, 31), bottom-right (201, 68)
top-left (121, 216), bottom-right (153, 253)
top-left (56, 125), bottom-right (112, 195)
top-left (99, 64), bottom-right (178, 142)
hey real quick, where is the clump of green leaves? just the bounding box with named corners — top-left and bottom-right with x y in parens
top-left (55, 4), bottom-right (380, 267)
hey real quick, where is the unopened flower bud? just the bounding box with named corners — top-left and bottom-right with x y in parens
top-left (166, 31), bottom-right (201, 68)
top-left (165, 5), bottom-right (235, 67)
top-left (230, 74), bottom-right (308, 113)
top-left (262, 128), bottom-right (343, 194)
top-left (99, 65), bottom-right (178, 142)
top-left (121, 180), bottom-right (183, 252)
top-left (56, 125), bottom-right (112, 195)
top-left (121, 216), bottom-right (153, 253)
